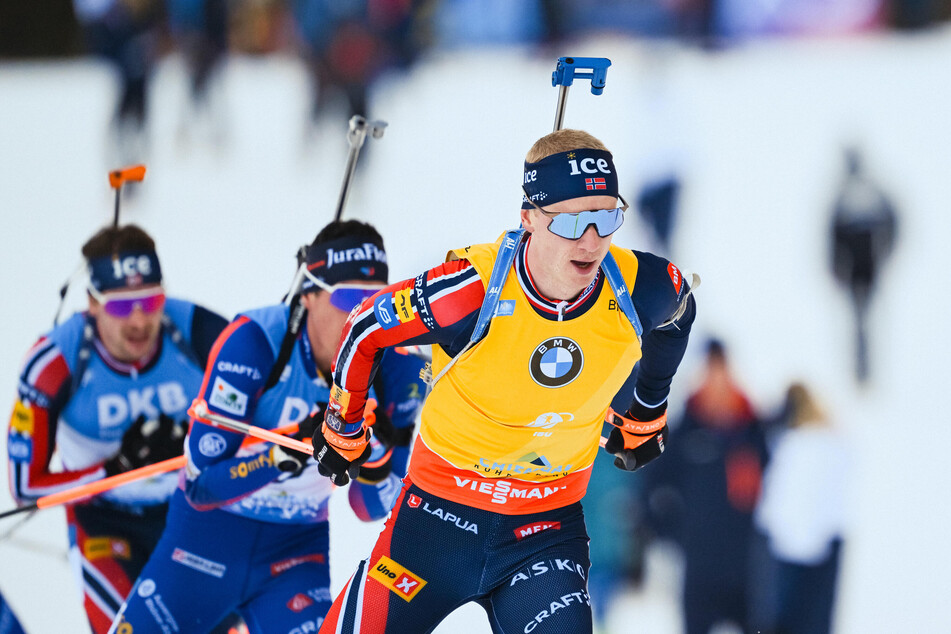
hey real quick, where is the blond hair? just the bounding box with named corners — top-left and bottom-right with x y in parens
top-left (526, 129), bottom-right (609, 163)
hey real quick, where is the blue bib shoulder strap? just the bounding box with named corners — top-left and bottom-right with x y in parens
top-left (470, 229), bottom-right (526, 343)
top-left (471, 229), bottom-right (643, 342)
top-left (599, 252), bottom-right (644, 339)
top-left (429, 230), bottom-right (644, 388)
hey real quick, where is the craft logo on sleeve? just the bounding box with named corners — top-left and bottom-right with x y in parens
top-left (369, 556), bottom-right (427, 602)
top-left (210, 376), bottom-right (248, 416)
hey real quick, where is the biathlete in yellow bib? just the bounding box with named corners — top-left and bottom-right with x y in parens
top-left (313, 129), bottom-right (697, 634)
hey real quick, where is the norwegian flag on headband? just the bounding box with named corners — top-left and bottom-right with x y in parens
top-left (585, 177), bottom-right (606, 191)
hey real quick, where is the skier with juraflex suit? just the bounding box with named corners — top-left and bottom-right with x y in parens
top-left (109, 119), bottom-right (428, 634)
top-left (312, 58), bottom-right (698, 634)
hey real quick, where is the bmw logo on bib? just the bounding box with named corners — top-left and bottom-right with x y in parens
top-left (529, 337), bottom-right (584, 388)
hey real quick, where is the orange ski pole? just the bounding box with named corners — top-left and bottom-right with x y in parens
top-left (189, 399), bottom-right (314, 454)
top-left (0, 421), bottom-right (300, 520)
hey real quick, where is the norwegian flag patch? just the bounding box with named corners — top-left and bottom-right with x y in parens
top-left (585, 177), bottom-right (606, 191)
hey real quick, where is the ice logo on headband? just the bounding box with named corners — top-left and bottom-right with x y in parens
top-left (565, 152), bottom-right (613, 177)
top-left (88, 251), bottom-right (162, 291)
top-left (111, 255), bottom-right (153, 281)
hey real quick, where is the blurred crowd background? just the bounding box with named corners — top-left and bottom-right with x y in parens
top-left (3, 0), bottom-right (950, 161)
top-left (1, 1), bottom-right (949, 633)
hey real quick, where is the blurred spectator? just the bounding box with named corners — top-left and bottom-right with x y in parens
top-left (430, 0), bottom-right (550, 48)
top-left (165, 0), bottom-right (230, 144)
top-left (228, 0), bottom-right (288, 54)
top-left (754, 383), bottom-right (850, 634)
top-left (636, 176), bottom-right (681, 256)
top-left (829, 146), bottom-right (898, 383)
top-left (0, 0), bottom-right (82, 57)
top-left (889, 0), bottom-right (951, 29)
top-left (627, 51), bottom-right (692, 258)
top-left (553, 0), bottom-right (683, 38)
top-left (643, 338), bottom-right (768, 634)
top-left (72, 0), bottom-right (166, 162)
top-left (292, 0), bottom-right (429, 123)
top-left (714, 0), bottom-right (887, 40)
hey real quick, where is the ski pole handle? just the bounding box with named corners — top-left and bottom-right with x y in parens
top-left (333, 115), bottom-right (388, 222)
top-left (551, 57), bottom-right (612, 132)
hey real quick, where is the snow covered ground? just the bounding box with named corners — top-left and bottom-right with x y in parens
top-left (1, 29), bottom-right (950, 632)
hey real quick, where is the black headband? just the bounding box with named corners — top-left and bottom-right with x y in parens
top-left (88, 251), bottom-right (162, 291)
top-left (301, 236), bottom-right (388, 291)
top-left (522, 148), bottom-right (619, 209)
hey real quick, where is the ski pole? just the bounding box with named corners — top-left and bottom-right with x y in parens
top-left (0, 421), bottom-right (301, 520)
top-left (108, 164), bottom-right (146, 227)
top-left (333, 115), bottom-right (387, 222)
top-left (551, 57), bottom-right (612, 132)
top-left (190, 397), bottom-right (381, 454)
top-left (190, 399), bottom-right (314, 454)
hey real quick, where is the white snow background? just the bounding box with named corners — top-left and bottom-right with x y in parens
top-left (1, 30), bottom-right (950, 633)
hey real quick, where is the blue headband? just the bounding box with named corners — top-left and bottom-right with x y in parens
top-left (88, 251), bottom-right (162, 292)
top-left (301, 236), bottom-right (388, 292)
top-left (522, 149), bottom-right (619, 210)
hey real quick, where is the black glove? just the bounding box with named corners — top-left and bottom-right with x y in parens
top-left (603, 401), bottom-right (669, 472)
top-left (104, 414), bottom-right (187, 476)
top-left (272, 403), bottom-right (326, 476)
top-left (312, 410), bottom-right (372, 487)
